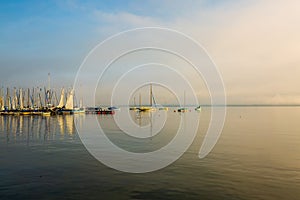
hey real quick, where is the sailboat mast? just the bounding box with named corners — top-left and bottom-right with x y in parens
top-left (12, 88), bottom-right (17, 110)
top-left (0, 88), bottom-right (3, 110)
top-left (27, 88), bottom-right (30, 108)
top-left (19, 88), bottom-right (23, 109)
top-left (150, 84), bottom-right (153, 107)
top-left (48, 73), bottom-right (51, 91)
top-left (139, 93), bottom-right (141, 107)
top-left (38, 93), bottom-right (43, 108)
top-left (57, 88), bottom-right (65, 108)
top-left (79, 99), bottom-right (83, 108)
top-left (32, 87), bottom-right (35, 108)
top-left (134, 97), bottom-right (136, 107)
top-left (6, 87), bottom-right (10, 110)
top-left (184, 90), bottom-right (186, 108)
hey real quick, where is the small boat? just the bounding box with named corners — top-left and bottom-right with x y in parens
top-left (108, 106), bottom-right (120, 111)
top-left (130, 96), bottom-right (138, 111)
top-left (177, 91), bottom-right (188, 112)
top-left (73, 107), bottom-right (85, 114)
top-left (158, 107), bottom-right (168, 111)
top-left (177, 107), bottom-right (188, 112)
top-left (85, 107), bottom-right (99, 114)
top-left (96, 109), bottom-right (115, 115)
top-left (195, 106), bottom-right (201, 111)
top-left (0, 111), bottom-right (11, 115)
top-left (138, 106), bottom-right (156, 112)
top-left (19, 109), bottom-right (32, 115)
top-left (129, 107), bottom-right (139, 111)
top-left (42, 111), bottom-right (51, 116)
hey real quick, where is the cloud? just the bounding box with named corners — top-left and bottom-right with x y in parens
top-left (88, 1), bottom-right (300, 104)
top-left (94, 11), bottom-right (158, 26)
top-left (91, 10), bottom-right (164, 36)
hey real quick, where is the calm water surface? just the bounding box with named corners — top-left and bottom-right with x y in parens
top-left (0, 107), bottom-right (299, 200)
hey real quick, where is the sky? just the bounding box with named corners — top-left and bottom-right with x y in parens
top-left (1, 0), bottom-right (300, 105)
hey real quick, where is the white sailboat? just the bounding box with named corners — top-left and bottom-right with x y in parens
top-left (65, 89), bottom-right (74, 110)
top-left (57, 89), bottom-right (73, 114)
top-left (129, 96), bottom-right (139, 110)
top-left (57, 88), bottom-right (65, 108)
top-left (73, 98), bottom-right (85, 114)
top-left (6, 87), bottom-right (11, 111)
top-left (11, 88), bottom-right (17, 110)
top-left (19, 88), bottom-right (23, 110)
top-left (178, 91), bottom-right (188, 112)
top-left (57, 89), bottom-right (84, 114)
top-left (138, 84), bottom-right (156, 112)
top-left (0, 88), bottom-right (4, 111)
top-left (195, 105), bottom-right (201, 111)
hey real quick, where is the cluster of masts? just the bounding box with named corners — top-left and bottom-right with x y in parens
top-left (0, 87), bottom-right (84, 115)
top-left (0, 83), bottom-right (202, 116)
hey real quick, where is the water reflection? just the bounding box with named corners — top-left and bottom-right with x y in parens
top-left (0, 107), bottom-right (300, 199)
top-left (94, 110), bottom-right (184, 153)
top-left (0, 115), bottom-right (78, 145)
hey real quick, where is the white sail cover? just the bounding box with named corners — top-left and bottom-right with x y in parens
top-left (65, 89), bottom-right (74, 110)
top-left (57, 88), bottom-right (64, 108)
top-left (19, 88), bottom-right (23, 109)
top-left (12, 88), bottom-right (17, 110)
top-left (0, 97), bottom-right (4, 110)
top-left (11, 98), bottom-right (15, 110)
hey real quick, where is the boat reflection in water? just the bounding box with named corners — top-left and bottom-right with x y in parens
top-left (93, 108), bottom-right (199, 154)
top-left (0, 114), bottom-right (83, 145)
top-left (1, 107), bottom-right (299, 200)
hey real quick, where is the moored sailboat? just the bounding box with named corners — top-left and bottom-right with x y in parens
top-left (56, 89), bottom-right (85, 114)
top-left (177, 91), bottom-right (188, 112)
top-left (195, 106), bottom-right (201, 111)
top-left (137, 84), bottom-right (156, 112)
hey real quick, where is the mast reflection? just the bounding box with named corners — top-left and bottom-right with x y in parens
top-left (0, 115), bottom-right (77, 145)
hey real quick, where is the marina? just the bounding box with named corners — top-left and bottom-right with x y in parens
top-left (0, 83), bottom-right (195, 116)
top-left (0, 85), bottom-right (86, 116)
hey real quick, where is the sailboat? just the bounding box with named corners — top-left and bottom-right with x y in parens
top-left (177, 91), bottom-right (188, 112)
top-left (195, 105), bottom-right (201, 111)
top-left (57, 89), bottom-right (73, 114)
top-left (57, 88), bottom-right (65, 108)
top-left (158, 107), bottom-right (168, 111)
top-left (56, 89), bottom-right (84, 114)
top-left (20, 88), bottom-right (32, 115)
top-left (73, 99), bottom-right (85, 114)
top-left (138, 84), bottom-right (156, 112)
top-left (0, 88), bottom-right (4, 111)
top-left (41, 111), bottom-right (51, 116)
top-left (129, 96), bottom-right (139, 111)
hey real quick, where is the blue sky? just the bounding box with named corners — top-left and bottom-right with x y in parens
top-left (1, 0), bottom-right (300, 105)
top-left (0, 0), bottom-right (181, 85)
top-left (1, 1), bottom-right (99, 85)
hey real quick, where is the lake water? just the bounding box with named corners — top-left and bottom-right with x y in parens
top-left (0, 107), bottom-right (300, 199)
